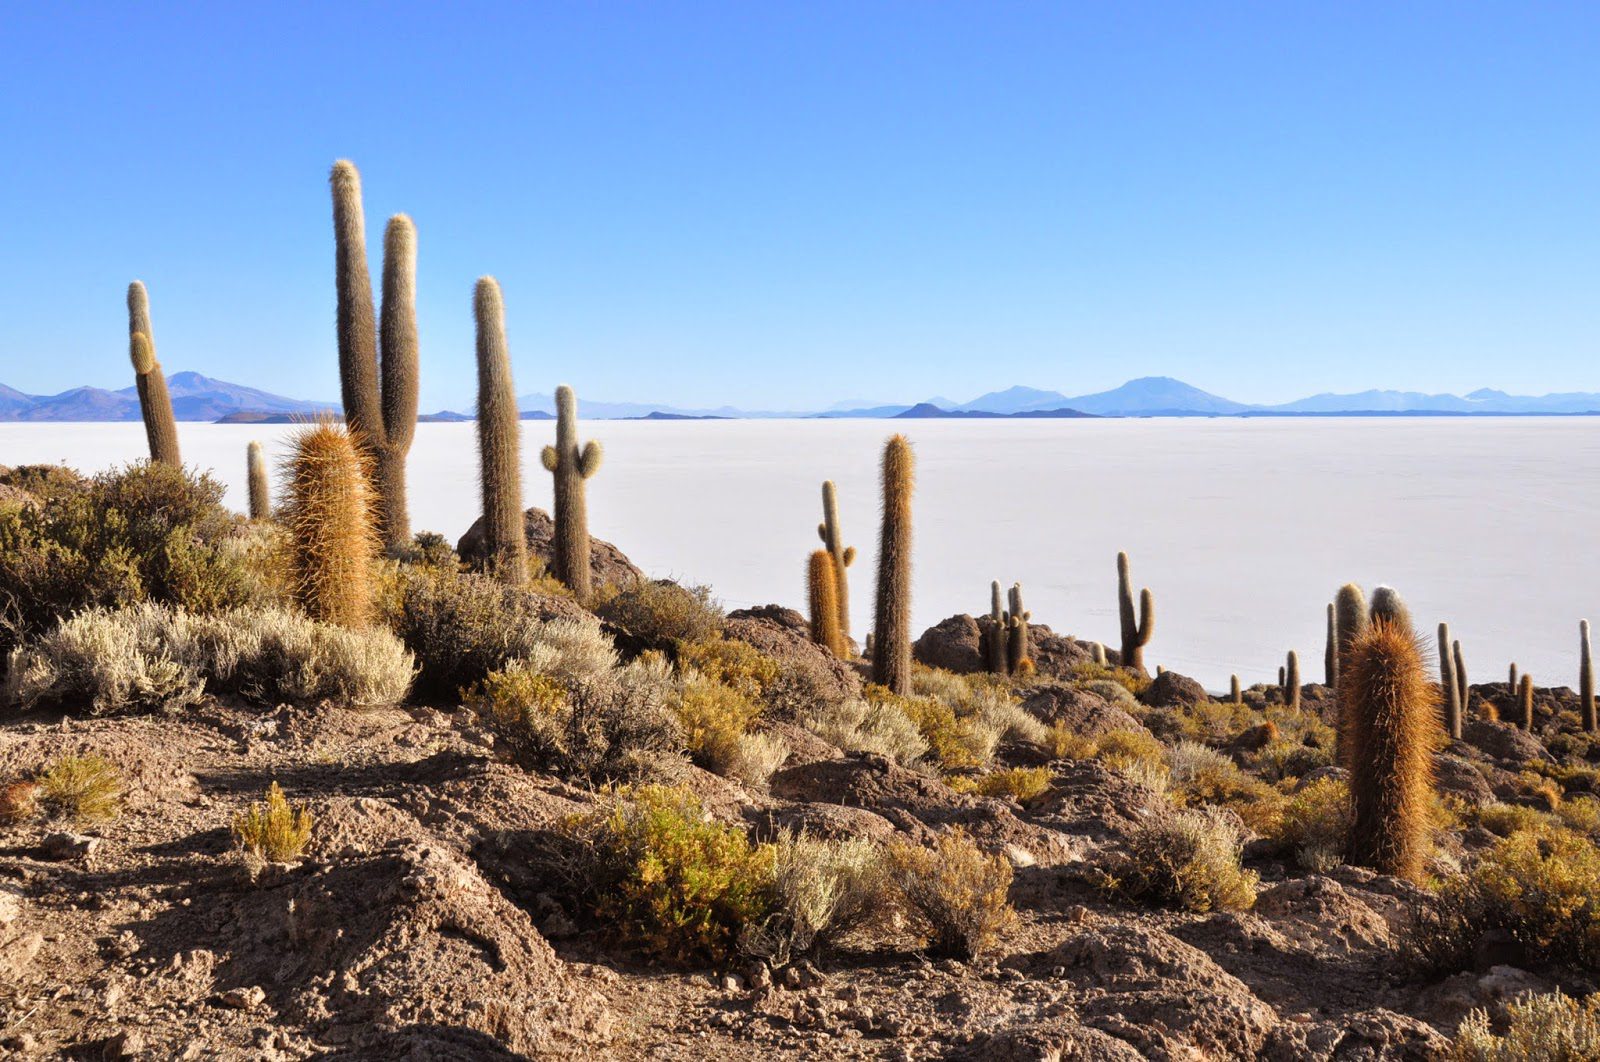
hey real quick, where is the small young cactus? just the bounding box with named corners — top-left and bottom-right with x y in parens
top-left (540, 385), bottom-right (603, 603)
top-left (1508, 662), bottom-right (1519, 694)
top-left (817, 481), bottom-right (856, 648)
top-left (126, 282), bottom-right (180, 467)
top-left (1519, 673), bottom-right (1535, 730)
top-left (329, 161), bottom-right (420, 555)
top-left (1116, 551), bottom-right (1154, 675)
top-left (1006, 583), bottom-right (1031, 674)
top-left (246, 441), bottom-right (270, 520)
top-left (1344, 597), bottom-right (1439, 882)
top-left (1439, 623), bottom-right (1461, 740)
top-left (281, 420), bottom-right (378, 628)
top-left (807, 549), bottom-right (846, 658)
top-left (1230, 674), bottom-right (1242, 705)
top-left (1091, 642), bottom-right (1107, 667)
top-left (1583, 620), bottom-right (1596, 732)
top-left (473, 277), bottom-right (526, 586)
top-left (872, 435), bottom-right (914, 695)
top-left (1282, 650), bottom-right (1300, 711)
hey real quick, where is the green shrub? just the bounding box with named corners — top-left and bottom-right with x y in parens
top-left (678, 636), bottom-right (780, 696)
top-left (0, 464), bottom-right (87, 505)
top-left (1410, 826), bottom-right (1600, 975)
top-left (885, 829), bottom-right (1016, 960)
top-left (5, 603), bottom-right (415, 713)
top-left (386, 567), bottom-right (613, 698)
top-left (1276, 777), bottom-right (1351, 871)
top-left (0, 463), bottom-right (278, 668)
top-left (1452, 990), bottom-right (1600, 1061)
top-left (596, 580), bottom-right (723, 645)
top-left (38, 754), bottom-right (122, 823)
top-left (955, 766), bottom-right (1053, 802)
top-left (233, 781), bottom-right (314, 862)
top-left (467, 657), bottom-right (681, 781)
top-left (567, 785), bottom-right (774, 965)
top-left (1105, 806), bottom-right (1258, 913)
top-left (1069, 661), bottom-right (1150, 696)
top-left (867, 684), bottom-right (998, 770)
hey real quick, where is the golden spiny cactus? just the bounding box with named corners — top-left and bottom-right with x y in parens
top-left (1344, 609), bottom-right (1439, 882)
top-left (281, 420), bottom-right (378, 628)
top-left (807, 549), bottom-right (846, 657)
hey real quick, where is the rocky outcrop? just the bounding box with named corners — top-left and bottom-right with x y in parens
top-left (913, 614), bottom-right (985, 673)
top-left (1141, 669), bottom-right (1209, 708)
top-left (725, 606), bottom-right (862, 707)
top-left (1463, 719), bottom-right (1550, 763)
top-left (1021, 684), bottom-right (1147, 738)
top-left (457, 507), bottom-right (643, 591)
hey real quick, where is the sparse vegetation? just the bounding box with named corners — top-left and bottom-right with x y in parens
top-left (38, 753), bottom-right (123, 823)
top-left (886, 828), bottom-right (1016, 960)
top-left (1451, 990), bottom-right (1600, 1061)
top-left (1105, 806), bottom-right (1259, 913)
top-left (743, 832), bottom-right (886, 964)
top-left (596, 580), bottom-right (724, 645)
top-left (232, 781), bottom-right (314, 862)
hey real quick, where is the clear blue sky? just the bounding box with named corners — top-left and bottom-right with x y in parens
top-left (2, 2), bottom-right (1596, 411)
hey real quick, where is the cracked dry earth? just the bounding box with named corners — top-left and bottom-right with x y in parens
top-left (0, 692), bottom-right (1522, 1060)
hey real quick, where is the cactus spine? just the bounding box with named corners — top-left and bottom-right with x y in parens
top-left (126, 282), bottom-right (180, 467)
top-left (282, 420), bottom-right (377, 628)
top-left (1519, 673), bottom-right (1535, 730)
top-left (817, 481), bottom-right (856, 649)
top-left (1439, 623), bottom-right (1461, 740)
top-left (1344, 599), bottom-right (1438, 882)
top-left (1006, 583), bottom-right (1031, 673)
top-left (872, 435), bottom-right (914, 694)
top-left (1282, 651), bottom-right (1300, 710)
top-left (329, 161), bottom-right (419, 555)
top-left (807, 550), bottom-right (846, 657)
top-left (1584, 620), bottom-right (1596, 732)
top-left (540, 385), bottom-right (603, 603)
top-left (1116, 551), bottom-right (1153, 675)
top-left (247, 441), bottom-right (270, 520)
top-left (1230, 674), bottom-right (1242, 704)
top-left (473, 277), bottom-right (526, 585)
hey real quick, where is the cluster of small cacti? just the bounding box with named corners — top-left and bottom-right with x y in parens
top-left (817, 481), bottom-right (855, 649)
top-left (329, 161), bottom-right (420, 556)
top-left (977, 580), bottom-right (1032, 675)
top-left (126, 282), bottom-right (181, 467)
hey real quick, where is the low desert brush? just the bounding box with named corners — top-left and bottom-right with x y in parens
top-left (742, 832), bottom-right (887, 964)
top-left (232, 781), bottom-right (314, 862)
top-left (678, 636), bottom-right (780, 696)
top-left (1275, 776), bottom-right (1351, 871)
top-left (1105, 805), bottom-right (1258, 913)
top-left (1166, 741), bottom-right (1285, 836)
top-left (799, 697), bottom-right (929, 765)
top-left (886, 828), bottom-right (1016, 960)
top-left (1451, 990), bottom-right (1600, 1061)
top-left (38, 753), bottom-right (123, 823)
top-left (867, 685), bottom-right (996, 770)
top-left (596, 580), bottom-right (724, 645)
top-left (1069, 661), bottom-right (1150, 696)
top-left (957, 766), bottom-right (1052, 803)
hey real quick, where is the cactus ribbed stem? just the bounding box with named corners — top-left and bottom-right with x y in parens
top-left (247, 441), bottom-right (270, 520)
top-left (1325, 603), bottom-right (1337, 687)
top-left (1230, 674), bottom-right (1242, 704)
top-left (1583, 621), bottom-right (1596, 732)
top-left (126, 283), bottom-right (180, 467)
top-left (1452, 639), bottom-right (1468, 733)
top-left (807, 550), bottom-right (846, 657)
top-left (817, 481), bottom-right (856, 648)
top-left (1439, 623), bottom-right (1461, 740)
top-left (1333, 582), bottom-right (1369, 767)
top-left (540, 385), bottom-right (603, 603)
top-left (282, 420), bottom-right (378, 628)
top-left (1519, 673), bottom-right (1535, 730)
top-left (872, 435), bottom-right (914, 694)
top-left (1006, 583), bottom-right (1030, 673)
top-left (473, 277), bottom-right (526, 585)
top-left (1282, 651), bottom-right (1300, 710)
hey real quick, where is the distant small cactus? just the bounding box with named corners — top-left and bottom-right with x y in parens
top-left (1439, 623), bottom-right (1461, 740)
top-left (1282, 651), bottom-right (1301, 710)
top-left (1116, 551), bottom-right (1154, 675)
top-left (472, 277), bottom-right (527, 586)
top-left (872, 435), bottom-right (914, 694)
top-left (1333, 582), bottom-right (1369, 767)
top-left (1344, 596), bottom-right (1438, 882)
top-left (1230, 674), bottom-right (1242, 704)
top-left (817, 481), bottom-right (856, 649)
top-left (540, 385), bottom-right (603, 603)
top-left (1583, 621), bottom-right (1596, 732)
top-left (981, 581), bottom-right (1007, 674)
top-left (282, 420), bottom-right (378, 628)
top-left (1519, 673), bottom-right (1535, 730)
top-left (1091, 642), bottom-right (1107, 667)
top-left (1508, 662), bottom-right (1519, 694)
top-left (247, 441), bottom-right (270, 520)
top-left (126, 282), bottom-right (180, 467)
top-left (807, 549), bottom-right (846, 657)
top-left (1452, 639), bottom-right (1468, 730)
top-left (1325, 603), bottom-right (1337, 687)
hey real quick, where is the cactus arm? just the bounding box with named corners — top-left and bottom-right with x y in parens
top-left (579, 440), bottom-right (603, 478)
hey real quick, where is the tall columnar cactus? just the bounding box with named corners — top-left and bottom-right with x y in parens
top-left (1508, 662), bottom-right (1518, 694)
top-left (1116, 551), bottom-right (1154, 675)
top-left (1230, 674), bottom-right (1242, 705)
top-left (872, 435), bottom-right (914, 694)
top-left (473, 277), bottom-right (527, 585)
top-left (281, 420), bottom-right (378, 628)
top-left (1452, 639), bottom-right (1468, 730)
top-left (1518, 674), bottom-right (1535, 730)
top-left (329, 161), bottom-right (420, 555)
top-left (246, 441), bottom-right (270, 520)
top-left (1344, 602), bottom-right (1438, 882)
top-left (1282, 650), bottom-right (1301, 711)
top-left (126, 283), bottom-right (180, 467)
top-left (540, 385), bottom-right (603, 603)
top-left (1439, 622), bottom-right (1461, 740)
top-left (1006, 583), bottom-right (1031, 673)
top-left (1334, 583), bottom-right (1369, 678)
top-left (817, 481), bottom-right (856, 648)
top-left (807, 550), bottom-right (846, 658)
top-left (982, 581), bottom-right (1007, 674)
top-left (1583, 620), bottom-right (1596, 732)
top-left (1325, 603), bottom-right (1337, 687)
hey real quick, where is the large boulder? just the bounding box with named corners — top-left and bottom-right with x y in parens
top-left (1022, 684), bottom-right (1146, 739)
top-left (725, 606), bottom-right (862, 708)
top-left (1027, 624), bottom-right (1101, 678)
top-left (913, 614), bottom-right (985, 674)
top-left (456, 507), bottom-right (643, 591)
top-left (1463, 719), bottom-right (1550, 764)
top-left (1433, 753), bottom-right (1495, 806)
top-left (1141, 669), bottom-right (1210, 709)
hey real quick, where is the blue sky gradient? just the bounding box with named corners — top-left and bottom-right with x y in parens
top-left (1, 2), bottom-right (1597, 411)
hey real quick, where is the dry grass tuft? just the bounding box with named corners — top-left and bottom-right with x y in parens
top-left (233, 781), bottom-right (314, 862)
top-left (38, 754), bottom-right (123, 823)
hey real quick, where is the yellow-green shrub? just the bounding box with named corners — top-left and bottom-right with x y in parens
top-left (38, 754), bottom-right (122, 823)
top-left (1452, 990), bottom-right (1600, 1061)
top-left (868, 684), bottom-right (994, 770)
top-left (886, 829), bottom-right (1015, 959)
top-left (743, 832), bottom-right (887, 964)
top-left (680, 636), bottom-right (780, 696)
top-left (569, 785), bottom-right (774, 965)
top-left (1069, 661), bottom-right (1150, 696)
top-left (963, 766), bottom-right (1052, 802)
top-left (1167, 741), bottom-right (1285, 836)
top-left (232, 781), bottom-right (314, 862)
top-left (1105, 806), bottom-right (1258, 913)
top-left (1276, 777), bottom-right (1351, 871)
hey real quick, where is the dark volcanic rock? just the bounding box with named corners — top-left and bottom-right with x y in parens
top-left (1141, 670), bottom-right (1209, 708)
top-left (456, 507), bottom-right (643, 591)
top-left (1463, 719), bottom-right (1550, 763)
top-left (1021, 684), bottom-right (1146, 739)
top-left (725, 607), bottom-right (862, 707)
top-left (1433, 753), bottom-right (1494, 806)
top-left (914, 614), bottom-right (985, 674)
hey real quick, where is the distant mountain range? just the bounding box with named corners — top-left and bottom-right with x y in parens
top-left (5, 373), bottom-right (1599, 422)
